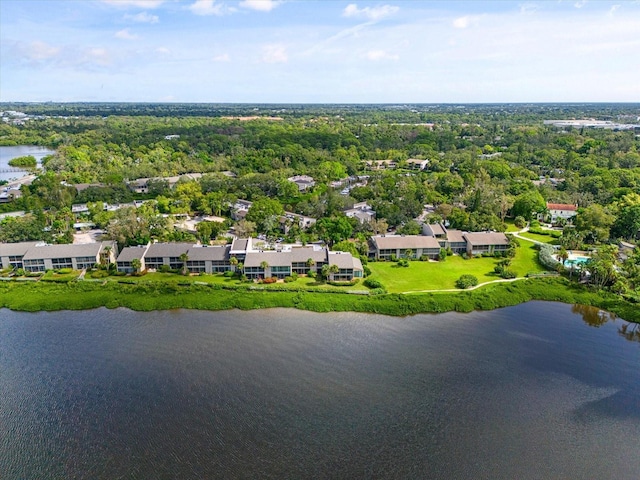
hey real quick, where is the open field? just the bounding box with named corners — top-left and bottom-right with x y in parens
top-left (367, 240), bottom-right (547, 292)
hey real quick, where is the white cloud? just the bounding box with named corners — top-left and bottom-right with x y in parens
top-left (23, 41), bottom-right (61, 61)
top-left (342, 4), bottom-right (399, 21)
top-left (574, 1), bottom-right (587, 8)
top-left (262, 44), bottom-right (287, 63)
top-left (188, 0), bottom-right (224, 16)
top-left (102, 0), bottom-right (165, 8)
top-left (365, 50), bottom-right (398, 61)
top-left (452, 15), bottom-right (483, 29)
top-left (115, 29), bottom-right (139, 40)
top-left (84, 48), bottom-right (112, 67)
top-left (124, 12), bottom-right (159, 23)
top-left (156, 47), bottom-right (171, 54)
top-left (213, 53), bottom-right (230, 61)
top-left (519, 3), bottom-right (539, 14)
top-left (240, 0), bottom-right (281, 12)
top-left (6, 40), bottom-right (118, 70)
top-left (608, 4), bottom-right (621, 16)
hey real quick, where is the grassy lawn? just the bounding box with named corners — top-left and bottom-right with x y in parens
top-left (504, 219), bottom-right (522, 232)
top-left (368, 239), bottom-right (548, 293)
top-left (41, 270), bottom-right (80, 282)
top-left (511, 239), bottom-right (548, 276)
top-left (518, 232), bottom-right (560, 244)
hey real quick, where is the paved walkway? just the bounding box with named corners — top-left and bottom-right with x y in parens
top-left (510, 225), bottom-right (560, 247)
top-left (402, 277), bottom-right (527, 294)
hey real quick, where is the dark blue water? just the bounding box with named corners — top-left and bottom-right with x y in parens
top-left (1, 302), bottom-right (639, 479)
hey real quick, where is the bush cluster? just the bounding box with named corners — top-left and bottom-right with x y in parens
top-left (538, 244), bottom-right (562, 271)
top-left (363, 278), bottom-right (384, 289)
top-left (529, 226), bottom-right (562, 238)
top-left (456, 274), bottom-right (479, 289)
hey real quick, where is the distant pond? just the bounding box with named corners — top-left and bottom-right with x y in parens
top-left (1, 301), bottom-right (639, 479)
top-left (0, 145), bottom-right (56, 182)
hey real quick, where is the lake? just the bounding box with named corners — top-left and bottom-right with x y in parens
top-left (1, 302), bottom-right (639, 479)
top-left (0, 145), bottom-right (56, 182)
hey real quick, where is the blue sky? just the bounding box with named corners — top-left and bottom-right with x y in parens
top-left (1, 0), bottom-right (639, 103)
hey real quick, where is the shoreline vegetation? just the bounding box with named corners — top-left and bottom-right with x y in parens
top-left (1, 277), bottom-right (638, 323)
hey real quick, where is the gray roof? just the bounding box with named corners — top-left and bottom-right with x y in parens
top-left (244, 251), bottom-right (291, 268)
top-left (289, 246), bottom-right (328, 263)
top-left (22, 242), bottom-right (103, 260)
top-left (230, 238), bottom-right (249, 252)
top-left (372, 235), bottom-right (441, 250)
top-left (145, 243), bottom-right (193, 258)
top-left (0, 241), bottom-right (42, 257)
top-left (427, 223), bottom-right (446, 236)
top-left (463, 232), bottom-right (509, 246)
top-left (117, 245), bottom-right (149, 262)
top-left (352, 257), bottom-right (363, 272)
top-left (446, 229), bottom-right (466, 243)
top-left (186, 245), bottom-right (230, 261)
top-left (328, 251), bottom-right (357, 269)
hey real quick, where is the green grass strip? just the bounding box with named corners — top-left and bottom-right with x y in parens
top-left (0, 277), bottom-right (637, 323)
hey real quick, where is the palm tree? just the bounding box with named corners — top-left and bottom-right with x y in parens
top-left (321, 264), bottom-right (330, 281)
top-left (260, 260), bottom-right (269, 276)
top-left (558, 247), bottom-right (569, 275)
top-left (179, 252), bottom-right (189, 275)
top-left (101, 245), bottom-right (112, 267)
top-left (131, 258), bottom-right (141, 274)
top-left (328, 264), bottom-right (339, 281)
top-left (306, 257), bottom-right (315, 273)
top-left (558, 247), bottom-right (569, 265)
top-left (229, 256), bottom-right (239, 272)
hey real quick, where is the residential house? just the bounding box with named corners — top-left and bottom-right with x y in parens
top-left (0, 241), bottom-right (41, 270)
top-left (128, 173), bottom-right (203, 194)
top-left (365, 160), bottom-right (397, 171)
top-left (244, 251), bottom-right (292, 280)
top-left (344, 202), bottom-right (376, 224)
top-left (405, 158), bottom-right (430, 170)
top-left (463, 232), bottom-right (510, 255)
top-left (445, 230), bottom-right (468, 254)
top-left (327, 251), bottom-right (363, 281)
top-left (116, 244), bottom-right (149, 273)
top-left (545, 203), bottom-right (578, 223)
top-left (287, 175), bottom-right (316, 192)
top-left (422, 223), bottom-right (471, 254)
top-left (370, 235), bottom-right (441, 260)
top-left (230, 199), bottom-right (252, 221)
top-left (19, 241), bottom-right (117, 273)
top-left (186, 244), bottom-right (231, 273)
top-left (290, 246), bottom-right (328, 275)
top-left (142, 243), bottom-right (194, 271)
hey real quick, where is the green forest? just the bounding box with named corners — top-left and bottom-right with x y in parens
top-left (1, 103), bottom-right (640, 308)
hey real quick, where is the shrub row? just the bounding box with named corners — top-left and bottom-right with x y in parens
top-left (1, 277), bottom-right (639, 323)
top-left (538, 244), bottom-right (563, 271)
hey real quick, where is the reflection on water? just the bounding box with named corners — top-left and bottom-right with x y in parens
top-left (572, 303), bottom-right (616, 327)
top-left (571, 303), bottom-right (640, 343)
top-left (619, 322), bottom-right (640, 343)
